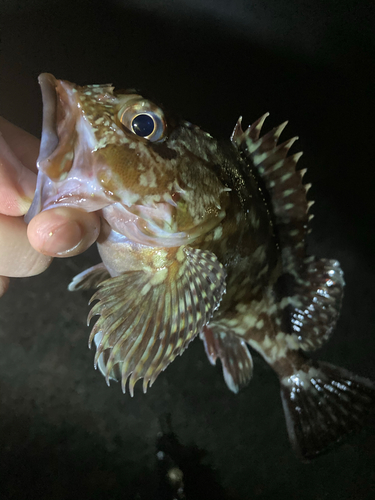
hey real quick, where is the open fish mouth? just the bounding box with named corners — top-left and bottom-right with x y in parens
top-left (25, 74), bottom-right (104, 222)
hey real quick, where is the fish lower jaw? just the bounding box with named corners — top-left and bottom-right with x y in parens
top-left (101, 205), bottom-right (191, 248)
top-left (104, 225), bottom-right (190, 249)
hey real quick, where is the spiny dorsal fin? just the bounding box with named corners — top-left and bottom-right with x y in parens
top-left (231, 114), bottom-right (311, 260)
top-left (232, 115), bottom-right (344, 350)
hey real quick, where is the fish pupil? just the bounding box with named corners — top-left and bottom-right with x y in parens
top-left (132, 113), bottom-right (155, 137)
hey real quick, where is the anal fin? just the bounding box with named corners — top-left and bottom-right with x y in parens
top-left (280, 361), bottom-right (375, 460)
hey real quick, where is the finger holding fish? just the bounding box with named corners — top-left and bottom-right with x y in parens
top-left (0, 119), bottom-right (51, 293)
top-left (27, 207), bottom-right (100, 257)
top-left (0, 118), bottom-right (101, 293)
top-left (0, 119), bottom-right (37, 216)
top-left (0, 117), bottom-right (40, 174)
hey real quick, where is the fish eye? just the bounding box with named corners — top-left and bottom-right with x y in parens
top-left (132, 113), bottom-right (156, 138)
top-left (118, 99), bottom-right (166, 142)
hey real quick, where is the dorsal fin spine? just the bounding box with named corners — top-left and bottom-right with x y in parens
top-left (231, 113), bottom-right (311, 268)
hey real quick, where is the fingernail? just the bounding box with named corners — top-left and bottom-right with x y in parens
top-left (41, 220), bottom-right (83, 256)
top-left (18, 195), bottom-right (33, 215)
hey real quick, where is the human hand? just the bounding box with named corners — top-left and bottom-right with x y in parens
top-left (0, 117), bottom-right (100, 297)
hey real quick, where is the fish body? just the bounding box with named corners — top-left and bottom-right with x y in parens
top-left (27, 74), bottom-right (375, 460)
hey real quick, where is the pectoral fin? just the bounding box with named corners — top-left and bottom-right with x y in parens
top-left (87, 246), bottom-right (226, 395)
top-left (68, 263), bottom-right (111, 291)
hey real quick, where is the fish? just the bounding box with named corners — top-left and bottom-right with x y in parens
top-left (26, 73), bottom-right (375, 460)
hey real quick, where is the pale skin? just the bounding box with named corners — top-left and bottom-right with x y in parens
top-left (0, 117), bottom-right (101, 297)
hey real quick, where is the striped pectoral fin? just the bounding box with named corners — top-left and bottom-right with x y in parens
top-left (200, 325), bottom-right (253, 393)
top-left (87, 246), bottom-right (226, 395)
top-left (279, 360), bottom-right (375, 460)
top-left (68, 263), bottom-right (111, 291)
top-left (275, 257), bottom-right (345, 350)
top-left (93, 331), bottom-right (122, 382)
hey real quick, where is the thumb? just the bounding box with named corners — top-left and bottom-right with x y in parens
top-left (27, 207), bottom-right (100, 257)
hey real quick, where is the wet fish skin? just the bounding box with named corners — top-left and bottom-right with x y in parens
top-left (26, 74), bottom-right (375, 460)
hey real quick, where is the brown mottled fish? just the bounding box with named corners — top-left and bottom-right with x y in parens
top-left (26, 73), bottom-right (375, 460)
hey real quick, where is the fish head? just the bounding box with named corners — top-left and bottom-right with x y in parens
top-left (27, 74), bottom-right (230, 246)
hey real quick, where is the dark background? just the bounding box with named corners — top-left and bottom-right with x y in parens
top-left (0, 0), bottom-right (374, 498)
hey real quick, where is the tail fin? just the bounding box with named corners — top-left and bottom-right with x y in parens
top-left (280, 361), bottom-right (375, 460)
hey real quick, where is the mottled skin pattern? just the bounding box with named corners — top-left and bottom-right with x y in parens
top-left (184, 125), bottom-right (305, 385)
top-left (28, 74), bottom-right (375, 461)
top-left (200, 141), bottom-right (299, 370)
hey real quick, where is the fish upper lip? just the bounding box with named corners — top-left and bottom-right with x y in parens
top-left (25, 73), bottom-right (60, 224)
top-left (37, 73), bottom-right (59, 163)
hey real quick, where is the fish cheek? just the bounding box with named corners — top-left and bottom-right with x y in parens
top-left (97, 144), bottom-right (167, 200)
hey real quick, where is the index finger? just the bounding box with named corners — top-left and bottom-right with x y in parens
top-left (0, 117), bottom-right (40, 173)
top-left (0, 118), bottom-right (39, 216)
